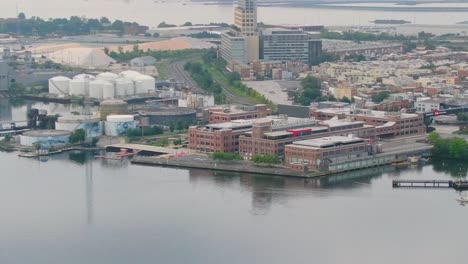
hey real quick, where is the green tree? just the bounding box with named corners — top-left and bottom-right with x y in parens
top-left (18, 13), bottom-right (26, 20)
top-left (449, 138), bottom-right (468, 159)
top-left (212, 152), bottom-right (242, 161)
top-left (169, 122), bottom-right (175, 133)
top-left (69, 129), bottom-right (86, 144)
top-left (424, 116), bottom-right (433, 130)
top-left (251, 154), bottom-right (280, 164)
top-left (457, 113), bottom-right (468, 122)
top-left (152, 32), bottom-right (160, 38)
top-left (372, 91), bottom-right (390, 103)
top-left (175, 120), bottom-right (185, 131)
top-left (341, 96), bottom-right (351, 103)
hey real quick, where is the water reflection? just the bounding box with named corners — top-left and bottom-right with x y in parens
top-left (188, 165), bottom-right (404, 214)
top-left (432, 159), bottom-right (468, 178)
top-left (0, 99), bottom-right (12, 121)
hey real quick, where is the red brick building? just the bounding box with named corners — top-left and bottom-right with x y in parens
top-left (310, 108), bottom-right (425, 139)
top-left (189, 116), bottom-right (315, 153)
top-left (239, 119), bottom-right (376, 159)
top-left (284, 136), bottom-right (373, 171)
top-left (207, 104), bottom-right (271, 124)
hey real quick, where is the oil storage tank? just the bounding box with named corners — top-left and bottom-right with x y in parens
top-left (102, 80), bottom-right (115, 99)
top-left (89, 79), bottom-right (110, 99)
top-left (134, 106), bottom-right (196, 127)
top-left (97, 72), bottom-right (119, 81)
top-left (104, 115), bottom-right (137, 136)
top-left (120, 70), bottom-right (142, 79)
top-left (134, 75), bottom-right (156, 94)
top-left (99, 99), bottom-right (129, 120)
top-left (48, 76), bottom-right (71, 95)
top-left (55, 115), bottom-right (103, 138)
top-left (69, 78), bottom-right (88, 96)
top-left (20, 130), bottom-right (71, 146)
top-left (114, 77), bottom-right (134, 98)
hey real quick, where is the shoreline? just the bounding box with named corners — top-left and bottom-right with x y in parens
top-left (131, 142), bottom-right (432, 178)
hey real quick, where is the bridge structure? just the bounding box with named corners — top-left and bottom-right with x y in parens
top-left (0, 120), bottom-right (30, 135)
top-left (423, 106), bottom-right (468, 118)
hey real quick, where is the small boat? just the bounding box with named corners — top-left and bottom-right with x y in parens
top-left (391, 161), bottom-right (408, 167)
top-left (408, 156), bottom-right (421, 163)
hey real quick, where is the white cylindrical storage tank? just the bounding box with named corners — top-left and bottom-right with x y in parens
top-left (20, 130), bottom-right (71, 146)
top-left (69, 78), bottom-right (87, 96)
top-left (102, 80), bottom-right (115, 99)
top-left (48, 76), bottom-right (71, 95)
top-left (73, 74), bottom-right (95, 80)
top-left (97, 72), bottom-right (119, 81)
top-left (104, 115), bottom-right (137, 136)
top-left (89, 79), bottom-right (109, 99)
top-left (55, 115), bottom-right (103, 138)
top-left (114, 77), bottom-right (134, 97)
top-left (120, 70), bottom-right (142, 79)
top-left (134, 75), bottom-right (155, 94)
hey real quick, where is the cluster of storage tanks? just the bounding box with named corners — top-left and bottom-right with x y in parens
top-left (48, 71), bottom-right (156, 99)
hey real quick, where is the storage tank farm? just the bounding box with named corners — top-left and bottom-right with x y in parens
top-left (48, 71), bottom-right (156, 99)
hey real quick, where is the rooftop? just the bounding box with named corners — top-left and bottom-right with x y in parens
top-left (315, 107), bottom-right (419, 119)
top-left (291, 136), bottom-right (365, 149)
top-left (204, 116), bottom-right (316, 131)
top-left (23, 130), bottom-right (71, 137)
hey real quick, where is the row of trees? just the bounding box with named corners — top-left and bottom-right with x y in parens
top-left (0, 14), bottom-right (144, 36)
top-left (294, 76), bottom-right (322, 106)
top-left (200, 49), bottom-right (273, 107)
top-left (251, 154), bottom-right (280, 164)
top-left (127, 126), bottom-right (164, 138)
top-left (184, 61), bottom-right (226, 104)
top-left (320, 30), bottom-right (415, 42)
top-left (428, 132), bottom-right (468, 160)
top-left (107, 45), bottom-right (201, 62)
top-left (212, 152), bottom-right (243, 161)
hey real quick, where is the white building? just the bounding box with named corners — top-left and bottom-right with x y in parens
top-left (415, 99), bottom-right (440, 113)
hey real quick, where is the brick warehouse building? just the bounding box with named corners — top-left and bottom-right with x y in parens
top-left (206, 104), bottom-right (271, 124)
top-left (284, 136), bottom-right (374, 172)
top-left (309, 108), bottom-right (425, 139)
top-left (239, 118), bottom-right (376, 159)
top-left (189, 116), bottom-right (316, 153)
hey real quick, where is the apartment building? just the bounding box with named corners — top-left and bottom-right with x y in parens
top-left (260, 28), bottom-right (310, 63)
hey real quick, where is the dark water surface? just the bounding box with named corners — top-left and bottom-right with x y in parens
top-left (1, 150), bottom-right (467, 264)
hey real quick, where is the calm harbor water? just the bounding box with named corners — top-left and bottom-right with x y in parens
top-left (1, 0), bottom-right (468, 26)
top-left (0, 149), bottom-right (467, 264)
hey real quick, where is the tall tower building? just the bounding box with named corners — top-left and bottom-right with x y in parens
top-left (234, 0), bottom-right (258, 37)
top-left (221, 0), bottom-right (259, 64)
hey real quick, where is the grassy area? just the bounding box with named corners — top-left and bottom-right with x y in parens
top-left (156, 60), bottom-right (170, 80)
top-left (206, 66), bottom-right (276, 109)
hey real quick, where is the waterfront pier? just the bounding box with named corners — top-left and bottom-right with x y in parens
top-left (393, 180), bottom-right (468, 191)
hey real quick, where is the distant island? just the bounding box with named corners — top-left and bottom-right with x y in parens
top-left (457, 21), bottom-right (468, 24)
top-left (372, 19), bottom-right (411, 25)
